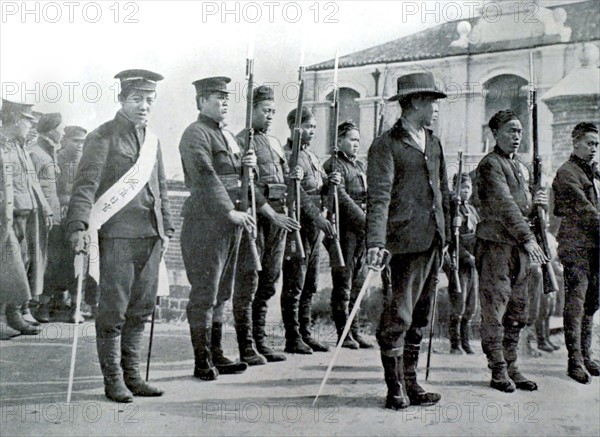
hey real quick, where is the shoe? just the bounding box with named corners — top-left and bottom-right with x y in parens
top-left (404, 345), bottom-right (441, 405)
top-left (240, 346), bottom-right (267, 366)
top-left (21, 310), bottom-right (41, 326)
top-left (508, 366), bottom-right (538, 391)
top-left (96, 337), bottom-right (134, 403)
top-left (211, 322), bottom-right (247, 374)
top-left (33, 303), bottom-right (51, 323)
top-left (190, 326), bottom-right (219, 381)
top-left (256, 345), bottom-right (287, 362)
top-left (284, 338), bottom-right (313, 354)
top-left (121, 327), bottom-right (164, 396)
top-left (303, 336), bottom-right (329, 352)
top-left (583, 358), bottom-right (600, 377)
top-left (450, 346), bottom-right (464, 355)
top-left (1, 322), bottom-right (21, 340)
top-left (6, 305), bottom-right (41, 335)
top-left (568, 359), bottom-right (592, 384)
top-left (381, 354), bottom-right (410, 410)
top-left (351, 331), bottom-right (375, 349)
top-left (490, 365), bottom-right (516, 393)
top-left (341, 335), bottom-right (359, 349)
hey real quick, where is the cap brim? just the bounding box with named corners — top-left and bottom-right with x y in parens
top-left (387, 90), bottom-right (447, 102)
top-left (22, 112), bottom-right (37, 121)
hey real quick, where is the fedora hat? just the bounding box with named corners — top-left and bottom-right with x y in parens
top-left (387, 72), bottom-right (446, 102)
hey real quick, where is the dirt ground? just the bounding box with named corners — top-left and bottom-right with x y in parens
top-left (1, 318), bottom-right (599, 437)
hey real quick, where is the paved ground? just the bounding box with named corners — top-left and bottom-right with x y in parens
top-left (1, 319), bottom-right (598, 436)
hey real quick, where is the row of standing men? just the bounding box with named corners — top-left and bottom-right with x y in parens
top-left (1, 69), bottom-right (598, 410)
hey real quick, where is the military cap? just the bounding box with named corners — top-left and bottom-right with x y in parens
top-left (388, 72), bottom-right (447, 102)
top-left (287, 106), bottom-right (314, 127)
top-left (488, 110), bottom-right (520, 132)
top-left (0, 99), bottom-right (36, 121)
top-left (253, 86), bottom-right (274, 104)
top-left (37, 112), bottom-right (62, 133)
top-left (572, 122), bottom-right (598, 141)
top-left (338, 120), bottom-right (359, 137)
top-left (192, 76), bottom-right (233, 96)
top-left (63, 126), bottom-right (87, 140)
top-left (115, 69), bottom-right (164, 95)
top-left (32, 111), bottom-right (44, 122)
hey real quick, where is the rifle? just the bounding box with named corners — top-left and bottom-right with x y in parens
top-left (285, 51), bottom-right (307, 260)
top-left (376, 67), bottom-right (389, 137)
top-left (450, 148), bottom-right (463, 294)
top-left (528, 52), bottom-right (559, 294)
top-left (239, 39), bottom-right (262, 271)
top-left (328, 50), bottom-right (345, 268)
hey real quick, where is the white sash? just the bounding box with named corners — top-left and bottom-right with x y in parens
top-left (86, 131), bottom-right (170, 296)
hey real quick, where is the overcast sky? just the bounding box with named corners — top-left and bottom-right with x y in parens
top-left (0, 0), bottom-right (582, 177)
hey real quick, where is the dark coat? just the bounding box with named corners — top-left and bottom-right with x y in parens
top-left (475, 146), bottom-right (535, 246)
top-left (30, 136), bottom-right (61, 224)
top-left (552, 155), bottom-right (600, 250)
top-left (67, 111), bottom-right (173, 239)
top-left (366, 118), bottom-right (450, 255)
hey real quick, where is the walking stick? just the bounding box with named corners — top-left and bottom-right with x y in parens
top-left (313, 250), bottom-right (390, 405)
top-left (67, 239), bottom-right (87, 403)
top-left (146, 296), bottom-right (160, 382)
top-left (425, 247), bottom-right (449, 381)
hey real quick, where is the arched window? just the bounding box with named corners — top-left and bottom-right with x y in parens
top-left (325, 88), bottom-right (360, 151)
top-left (482, 75), bottom-right (530, 153)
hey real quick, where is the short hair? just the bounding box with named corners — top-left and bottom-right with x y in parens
top-left (452, 172), bottom-right (472, 188)
top-left (338, 121), bottom-right (359, 138)
top-left (571, 122), bottom-right (598, 141)
top-left (488, 110), bottom-right (519, 133)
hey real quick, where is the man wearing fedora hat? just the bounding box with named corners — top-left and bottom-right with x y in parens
top-left (233, 85), bottom-right (301, 365)
top-left (0, 99), bottom-right (52, 339)
top-left (67, 70), bottom-right (174, 402)
top-left (179, 76), bottom-right (255, 380)
top-left (366, 72), bottom-right (450, 410)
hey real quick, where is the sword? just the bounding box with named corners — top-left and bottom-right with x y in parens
top-left (313, 249), bottom-right (390, 405)
top-left (67, 238), bottom-right (87, 403)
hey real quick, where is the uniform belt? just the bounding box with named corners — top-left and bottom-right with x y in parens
top-left (218, 174), bottom-right (241, 190)
top-left (13, 209), bottom-right (34, 217)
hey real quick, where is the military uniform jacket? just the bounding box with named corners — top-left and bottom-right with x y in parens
top-left (67, 111), bottom-right (174, 239)
top-left (366, 118), bottom-right (450, 255)
top-left (56, 149), bottom-right (83, 212)
top-left (476, 146), bottom-right (535, 246)
top-left (552, 154), bottom-right (600, 250)
top-left (323, 152), bottom-right (367, 234)
top-left (180, 114), bottom-right (247, 219)
top-left (30, 136), bottom-right (61, 224)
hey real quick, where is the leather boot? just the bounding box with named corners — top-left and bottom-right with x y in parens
top-left (299, 300), bottom-right (328, 352)
top-left (235, 323), bottom-right (266, 366)
top-left (381, 353), bottom-right (410, 410)
top-left (6, 304), bottom-right (40, 335)
top-left (536, 318), bottom-right (554, 353)
top-left (121, 325), bottom-right (163, 396)
top-left (96, 337), bottom-right (134, 403)
top-left (460, 319), bottom-right (474, 354)
top-left (581, 315), bottom-right (600, 377)
top-left (351, 318), bottom-right (374, 349)
top-left (505, 326), bottom-right (537, 391)
top-left (521, 325), bottom-right (541, 358)
top-left (21, 302), bottom-right (40, 326)
top-left (567, 355), bottom-right (592, 384)
top-left (282, 286), bottom-right (312, 354)
top-left (252, 303), bottom-right (286, 362)
top-left (190, 325), bottom-right (218, 381)
top-left (449, 316), bottom-right (463, 354)
top-left (211, 322), bottom-right (247, 374)
top-left (403, 344), bottom-right (441, 405)
top-left (490, 364), bottom-right (516, 392)
top-left (545, 317), bottom-right (561, 351)
top-left (333, 306), bottom-right (358, 349)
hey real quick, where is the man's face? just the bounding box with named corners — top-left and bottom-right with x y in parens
top-left (61, 135), bottom-right (85, 156)
top-left (301, 117), bottom-right (316, 145)
top-left (119, 89), bottom-right (156, 126)
top-left (200, 92), bottom-right (229, 123)
top-left (459, 180), bottom-right (472, 202)
top-left (494, 119), bottom-right (523, 155)
top-left (338, 128), bottom-right (360, 158)
top-left (415, 96), bottom-right (439, 127)
top-left (253, 100), bottom-right (275, 132)
top-left (26, 122), bottom-right (38, 142)
top-left (16, 116), bottom-right (33, 139)
top-left (573, 132), bottom-right (599, 163)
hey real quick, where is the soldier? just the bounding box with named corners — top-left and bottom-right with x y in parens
top-left (323, 121), bottom-right (373, 349)
top-left (366, 72), bottom-right (450, 410)
top-left (281, 106), bottom-right (336, 354)
top-left (179, 76), bottom-right (254, 380)
top-left (67, 70), bottom-right (173, 402)
top-left (476, 109), bottom-right (548, 393)
top-left (233, 86), bottom-right (300, 365)
top-left (0, 99), bottom-right (52, 338)
top-left (445, 172), bottom-right (479, 355)
top-left (552, 122), bottom-right (599, 384)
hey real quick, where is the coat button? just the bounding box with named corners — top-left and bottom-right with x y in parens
top-left (424, 156), bottom-right (428, 161)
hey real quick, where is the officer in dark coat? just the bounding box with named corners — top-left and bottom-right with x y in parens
top-left (323, 121), bottom-right (373, 349)
top-left (367, 73), bottom-right (450, 409)
top-left (552, 122), bottom-right (599, 384)
top-left (233, 86), bottom-right (300, 365)
top-left (281, 106), bottom-right (336, 354)
top-left (0, 99), bottom-right (50, 338)
top-left (475, 110), bottom-right (548, 393)
top-left (179, 77), bottom-right (254, 380)
top-left (366, 72), bottom-right (450, 410)
top-left (67, 70), bottom-right (174, 402)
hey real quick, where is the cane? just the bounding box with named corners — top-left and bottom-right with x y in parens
top-left (146, 296), bottom-right (160, 382)
top-left (313, 249), bottom-right (390, 405)
top-left (67, 238), bottom-right (87, 403)
top-left (425, 247), bottom-right (449, 381)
